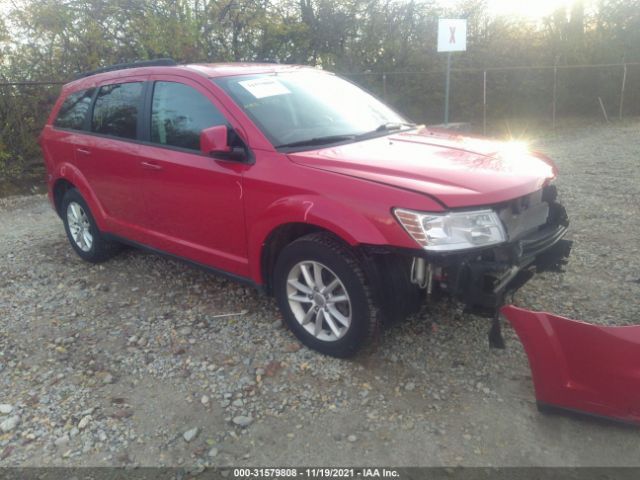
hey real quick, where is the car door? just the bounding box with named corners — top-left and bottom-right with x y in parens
top-left (73, 76), bottom-right (150, 234)
top-left (135, 76), bottom-right (250, 277)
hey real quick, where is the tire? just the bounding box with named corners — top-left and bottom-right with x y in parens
top-left (61, 189), bottom-right (120, 263)
top-left (273, 232), bottom-right (380, 358)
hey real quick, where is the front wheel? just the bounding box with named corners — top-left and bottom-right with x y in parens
top-left (273, 232), bottom-right (380, 357)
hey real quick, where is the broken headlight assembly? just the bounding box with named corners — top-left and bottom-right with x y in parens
top-left (394, 208), bottom-right (507, 252)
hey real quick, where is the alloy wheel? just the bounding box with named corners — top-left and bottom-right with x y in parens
top-left (286, 260), bottom-right (352, 342)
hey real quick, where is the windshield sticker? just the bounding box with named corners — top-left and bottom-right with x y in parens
top-left (238, 78), bottom-right (291, 99)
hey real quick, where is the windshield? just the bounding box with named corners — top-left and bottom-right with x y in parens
top-left (214, 71), bottom-right (410, 149)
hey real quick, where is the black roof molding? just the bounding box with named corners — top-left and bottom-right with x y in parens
top-left (74, 58), bottom-right (177, 79)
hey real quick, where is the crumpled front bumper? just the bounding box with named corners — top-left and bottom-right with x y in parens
top-left (501, 305), bottom-right (640, 425)
top-left (435, 188), bottom-right (572, 313)
top-left (444, 224), bottom-right (572, 314)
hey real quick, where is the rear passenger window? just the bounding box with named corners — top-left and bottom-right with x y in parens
top-left (91, 82), bottom-right (143, 139)
top-left (54, 88), bottom-right (95, 130)
top-left (151, 81), bottom-right (227, 151)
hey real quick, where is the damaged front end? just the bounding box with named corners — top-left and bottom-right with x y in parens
top-left (392, 183), bottom-right (572, 344)
top-left (364, 183), bottom-right (572, 339)
top-left (439, 183), bottom-right (571, 315)
top-left (501, 305), bottom-right (640, 425)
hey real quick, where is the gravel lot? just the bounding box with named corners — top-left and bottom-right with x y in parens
top-left (1, 120), bottom-right (640, 468)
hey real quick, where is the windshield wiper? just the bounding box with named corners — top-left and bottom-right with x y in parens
top-left (374, 122), bottom-right (418, 132)
top-left (351, 122), bottom-right (418, 141)
top-left (275, 123), bottom-right (417, 149)
top-left (276, 135), bottom-right (357, 149)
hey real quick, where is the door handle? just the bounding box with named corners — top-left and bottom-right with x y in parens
top-left (141, 161), bottom-right (163, 171)
top-left (76, 148), bottom-right (91, 155)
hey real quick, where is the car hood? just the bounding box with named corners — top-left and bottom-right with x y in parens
top-left (288, 128), bottom-right (556, 208)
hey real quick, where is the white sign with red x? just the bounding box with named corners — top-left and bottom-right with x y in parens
top-left (437, 19), bottom-right (467, 52)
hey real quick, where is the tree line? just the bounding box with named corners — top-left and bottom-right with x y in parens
top-left (1, 0), bottom-right (639, 177)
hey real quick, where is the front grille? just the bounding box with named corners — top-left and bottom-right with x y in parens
top-left (498, 188), bottom-right (550, 241)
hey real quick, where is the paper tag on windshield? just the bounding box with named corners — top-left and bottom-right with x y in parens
top-left (239, 78), bottom-right (291, 99)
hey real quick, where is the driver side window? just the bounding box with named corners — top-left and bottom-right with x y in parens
top-left (151, 81), bottom-right (227, 151)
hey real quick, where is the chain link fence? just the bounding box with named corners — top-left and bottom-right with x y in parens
top-left (344, 62), bottom-right (640, 133)
top-left (1, 62), bottom-right (639, 178)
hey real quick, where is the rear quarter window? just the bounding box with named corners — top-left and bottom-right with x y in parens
top-left (53, 88), bottom-right (95, 130)
top-left (91, 82), bottom-right (143, 139)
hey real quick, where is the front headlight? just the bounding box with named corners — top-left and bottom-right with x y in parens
top-left (394, 208), bottom-right (507, 251)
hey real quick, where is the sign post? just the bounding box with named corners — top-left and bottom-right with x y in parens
top-left (444, 52), bottom-right (452, 125)
top-left (437, 19), bottom-right (467, 125)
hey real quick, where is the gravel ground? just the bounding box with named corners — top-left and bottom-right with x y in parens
top-left (1, 120), bottom-right (640, 468)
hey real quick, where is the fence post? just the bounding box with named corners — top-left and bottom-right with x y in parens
top-left (598, 97), bottom-right (610, 123)
top-left (483, 70), bottom-right (487, 136)
top-left (552, 64), bottom-right (558, 129)
top-left (619, 63), bottom-right (627, 120)
top-left (444, 52), bottom-right (452, 125)
top-left (382, 72), bottom-right (387, 102)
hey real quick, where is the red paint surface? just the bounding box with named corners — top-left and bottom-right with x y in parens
top-left (289, 127), bottom-right (555, 208)
top-left (501, 305), bottom-right (640, 425)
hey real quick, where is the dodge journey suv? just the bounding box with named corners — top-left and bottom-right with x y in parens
top-left (40, 59), bottom-right (570, 357)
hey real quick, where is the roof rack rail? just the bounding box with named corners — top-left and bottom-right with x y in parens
top-left (74, 58), bottom-right (177, 79)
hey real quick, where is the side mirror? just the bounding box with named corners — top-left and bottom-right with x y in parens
top-left (200, 125), bottom-right (231, 155)
top-left (200, 125), bottom-right (248, 162)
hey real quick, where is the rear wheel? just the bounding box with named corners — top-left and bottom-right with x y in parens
top-left (61, 189), bottom-right (120, 263)
top-left (274, 232), bottom-right (380, 357)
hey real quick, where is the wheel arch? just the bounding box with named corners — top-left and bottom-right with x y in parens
top-left (52, 178), bottom-right (76, 217)
top-left (50, 164), bottom-right (108, 231)
top-left (250, 193), bottom-right (393, 291)
top-left (260, 222), bottom-right (345, 295)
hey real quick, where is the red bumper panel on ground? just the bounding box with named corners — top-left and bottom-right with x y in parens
top-left (501, 305), bottom-right (640, 425)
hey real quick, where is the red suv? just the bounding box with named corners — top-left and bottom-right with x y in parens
top-left (40, 60), bottom-right (570, 357)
